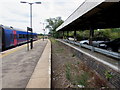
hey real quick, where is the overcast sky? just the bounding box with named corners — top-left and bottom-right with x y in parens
top-left (0, 0), bottom-right (85, 34)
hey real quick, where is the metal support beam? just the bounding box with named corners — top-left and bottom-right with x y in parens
top-left (89, 28), bottom-right (94, 45)
top-left (89, 28), bottom-right (95, 52)
top-left (67, 31), bottom-right (69, 39)
top-left (30, 4), bottom-right (33, 49)
top-left (63, 31), bottom-right (64, 39)
top-left (56, 31), bottom-right (58, 38)
top-left (74, 30), bottom-right (76, 41)
top-left (57, 31), bottom-right (59, 38)
top-left (57, 31), bottom-right (60, 39)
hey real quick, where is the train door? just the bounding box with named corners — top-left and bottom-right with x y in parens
top-left (0, 27), bottom-right (5, 51)
top-left (0, 27), bottom-right (2, 51)
top-left (13, 30), bottom-right (17, 46)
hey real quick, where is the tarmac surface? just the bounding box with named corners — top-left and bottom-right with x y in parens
top-left (2, 39), bottom-right (48, 88)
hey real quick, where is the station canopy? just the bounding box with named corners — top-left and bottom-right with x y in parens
top-left (56, 0), bottom-right (120, 31)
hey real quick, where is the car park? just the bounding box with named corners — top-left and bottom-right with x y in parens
top-left (100, 38), bottom-right (120, 52)
top-left (68, 37), bottom-right (77, 41)
top-left (79, 37), bottom-right (110, 47)
top-left (79, 40), bottom-right (89, 45)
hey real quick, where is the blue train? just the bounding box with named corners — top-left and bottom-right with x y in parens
top-left (0, 25), bottom-right (37, 51)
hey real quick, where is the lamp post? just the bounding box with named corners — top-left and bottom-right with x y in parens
top-left (20, 1), bottom-right (41, 50)
top-left (40, 22), bottom-right (47, 41)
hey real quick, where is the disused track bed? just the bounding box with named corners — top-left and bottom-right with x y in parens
top-left (51, 38), bottom-right (109, 88)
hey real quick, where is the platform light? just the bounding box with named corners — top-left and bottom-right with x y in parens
top-left (35, 2), bottom-right (41, 4)
top-left (20, 1), bottom-right (41, 50)
top-left (20, 1), bottom-right (27, 3)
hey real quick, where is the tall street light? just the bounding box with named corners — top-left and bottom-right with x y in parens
top-left (40, 22), bottom-right (47, 41)
top-left (20, 1), bottom-right (41, 49)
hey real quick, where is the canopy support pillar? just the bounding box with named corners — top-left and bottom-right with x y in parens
top-left (67, 31), bottom-right (69, 39)
top-left (74, 30), bottom-right (77, 42)
top-left (63, 31), bottom-right (64, 39)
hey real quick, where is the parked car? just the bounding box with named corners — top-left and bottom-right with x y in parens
top-left (68, 37), bottom-right (77, 41)
top-left (79, 37), bottom-right (110, 47)
top-left (100, 38), bottom-right (120, 52)
top-left (79, 40), bottom-right (89, 45)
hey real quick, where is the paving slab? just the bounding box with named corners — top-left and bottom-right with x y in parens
top-left (2, 39), bottom-right (48, 88)
top-left (26, 39), bottom-right (51, 88)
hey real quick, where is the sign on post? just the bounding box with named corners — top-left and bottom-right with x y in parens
top-left (27, 27), bottom-right (32, 31)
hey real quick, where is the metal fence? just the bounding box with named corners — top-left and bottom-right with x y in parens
top-left (63, 39), bottom-right (120, 60)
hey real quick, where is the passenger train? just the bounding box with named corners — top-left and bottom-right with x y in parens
top-left (0, 25), bottom-right (37, 51)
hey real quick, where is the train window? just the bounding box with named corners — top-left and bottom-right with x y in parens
top-left (22, 34), bottom-right (24, 38)
top-left (19, 34), bottom-right (21, 38)
top-left (29, 35), bottom-right (31, 38)
top-left (26, 34), bottom-right (29, 38)
top-left (22, 34), bottom-right (23, 38)
top-left (27, 35), bottom-right (29, 38)
top-left (19, 34), bottom-right (23, 38)
top-left (23, 34), bottom-right (25, 38)
top-left (24, 34), bottom-right (26, 38)
top-left (24, 35), bottom-right (27, 38)
top-left (25, 34), bottom-right (27, 38)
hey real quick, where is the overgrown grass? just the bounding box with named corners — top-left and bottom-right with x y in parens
top-left (75, 72), bottom-right (89, 86)
top-left (50, 38), bottom-right (64, 53)
top-left (77, 61), bottom-right (80, 65)
top-left (65, 63), bottom-right (71, 80)
top-left (49, 38), bottom-right (57, 43)
top-left (56, 48), bottom-right (64, 53)
top-left (65, 62), bottom-right (90, 87)
top-left (38, 35), bottom-right (43, 39)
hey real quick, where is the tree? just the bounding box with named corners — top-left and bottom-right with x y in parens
top-left (45, 17), bottom-right (64, 37)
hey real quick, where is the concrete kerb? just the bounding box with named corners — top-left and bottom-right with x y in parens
top-left (26, 39), bottom-right (51, 88)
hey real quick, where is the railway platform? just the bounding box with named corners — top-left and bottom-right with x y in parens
top-left (26, 39), bottom-right (51, 88)
top-left (1, 39), bottom-right (51, 89)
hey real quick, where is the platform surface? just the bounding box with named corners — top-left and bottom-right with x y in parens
top-left (1, 39), bottom-right (51, 88)
top-left (26, 39), bottom-right (51, 88)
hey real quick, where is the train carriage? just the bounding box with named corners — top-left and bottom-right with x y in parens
top-left (0, 25), bottom-right (37, 51)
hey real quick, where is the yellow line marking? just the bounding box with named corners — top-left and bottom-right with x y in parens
top-left (0, 45), bottom-right (26, 58)
top-left (0, 40), bottom-right (41, 58)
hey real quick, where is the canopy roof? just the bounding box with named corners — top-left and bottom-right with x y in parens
top-left (57, 0), bottom-right (120, 31)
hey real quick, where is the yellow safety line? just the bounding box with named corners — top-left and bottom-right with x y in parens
top-left (0, 40), bottom-right (41, 58)
top-left (0, 45), bottom-right (26, 58)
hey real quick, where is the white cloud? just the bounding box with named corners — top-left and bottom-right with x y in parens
top-left (0, 0), bottom-right (85, 34)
